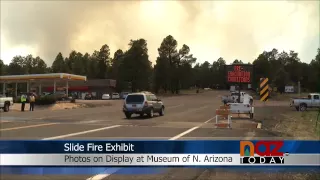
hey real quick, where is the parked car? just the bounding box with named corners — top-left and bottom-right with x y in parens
top-left (102, 94), bottom-right (111, 100)
top-left (112, 93), bottom-right (120, 99)
top-left (123, 92), bottom-right (165, 119)
top-left (85, 94), bottom-right (93, 100)
top-left (290, 93), bottom-right (320, 111)
top-left (0, 95), bottom-right (14, 112)
top-left (121, 92), bottom-right (129, 99)
top-left (42, 91), bottom-right (67, 101)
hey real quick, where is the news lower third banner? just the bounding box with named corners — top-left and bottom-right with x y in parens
top-left (0, 154), bottom-right (319, 166)
top-left (0, 140), bottom-right (319, 167)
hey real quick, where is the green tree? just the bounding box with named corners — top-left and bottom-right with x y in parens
top-left (0, 59), bottom-right (7, 75)
top-left (110, 49), bottom-right (124, 79)
top-left (7, 56), bottom-right (27, 75)
top-left (30, 56), bottom-right (48, 74)
top-left (82, 53), bottom-right (90, 76)
top-left (52, 52), bottom-right (66, 73)
top-left (232, 59), bottom-right (243, 64)
top-left (65, 50), bottom-right (77, 73)
top-left (212, 57), bottom-right (226, 88)
top-left (199, 61), bottom-right (211, 88)
top-left (156, 35), bottom-right (180, 93)
top-left (87, 51), bottom-right (99, 79)
top-left (72, 52), bottom-right (85, 75)
top-left (120, 39), bottom-right (152, 92)
top-left (175, 44), bottom-right (196, 93)
top-left (310, 48), bottom-right (320, 92)
top-left (154, 56), bottom-right (170, 93)
top-left (274, 68), bottom-right (290, 93)
top-left (97, 44), bottom-right (111, 79)
top-left (252, 51), bottom-right (273, 89)
top-left (111, 49), bottom-right (125, 91)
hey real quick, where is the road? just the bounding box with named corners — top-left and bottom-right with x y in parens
top-left (0, 91), bottom-right (275, 180)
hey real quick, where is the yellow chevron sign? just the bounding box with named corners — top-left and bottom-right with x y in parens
top-left (260, 78), bottom-right (269, 102)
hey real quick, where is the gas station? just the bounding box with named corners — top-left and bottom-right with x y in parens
top-left (0, 73), bottom-right (87, 96)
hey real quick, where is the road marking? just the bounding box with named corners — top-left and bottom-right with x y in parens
top-left (87, 117), bottom-right (215, 180)
top-left (204, 118), bottom-right (214, 124)
top-left (78, 120), bottom-right (106, 124)
top-left (169, 117), bottom-right (214, 140)
top-left (0, 123), bottom-right (58, 131)
top-left (169, 126), bottom-right (199, 140)
top-left (42, 125), bottom-right (122, 140)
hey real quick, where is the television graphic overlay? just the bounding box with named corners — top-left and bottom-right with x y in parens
top-left (240, 141), bottom-right (288, 164)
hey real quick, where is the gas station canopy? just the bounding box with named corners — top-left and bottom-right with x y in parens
top-left (0, 73), bottom-right (86, 82)
top-left (0, 73), bottom-right (87, 96)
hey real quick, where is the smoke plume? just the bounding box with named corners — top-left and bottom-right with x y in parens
top-left (1, 1), bottom-right (319, 65)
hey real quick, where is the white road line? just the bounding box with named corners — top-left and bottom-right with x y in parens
top-left (170, 117), bottom-right (214, 140)
top-left (78, 120), bottom-right (106, 124)
top-left (169, 127), bottom-right (200, 140)
top-left (42, 125), bottom-right (122, 140)
top-left (87, 117), bottom-right (215, 180)
top-left (204, 118), bottom-right (214, 124)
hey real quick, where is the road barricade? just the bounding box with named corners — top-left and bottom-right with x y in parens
top-left (219, 105), bottom-right (230, 110)
top-left (215, 107), bottom-right (232, 129)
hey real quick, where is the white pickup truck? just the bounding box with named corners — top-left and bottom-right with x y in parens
top-left (290, 93), bottom-right (320, 111)
top-left (222, 92), bottom-right (253, 105)
top-left (0, 95), bottom-right (14, 112)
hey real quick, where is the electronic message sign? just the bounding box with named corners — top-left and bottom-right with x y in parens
top-left (225, 64), bottom-right (253, 84)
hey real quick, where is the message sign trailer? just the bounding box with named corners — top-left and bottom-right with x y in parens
top-left (225, 64), bottom-right (254, 103)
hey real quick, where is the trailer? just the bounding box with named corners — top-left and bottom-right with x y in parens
top-left (227, 98), bottom-right (254, 119)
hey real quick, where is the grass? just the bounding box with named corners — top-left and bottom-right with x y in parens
top-left (268, 110), bottom-right (320, 140)
top-left (302, 110), bottom-right (320, 137)
top-left (269, 93), bottom-right (310, 101)
top-left (245, 107), bottom-right (320, 180)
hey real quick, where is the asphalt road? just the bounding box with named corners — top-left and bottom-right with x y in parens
top-left (0, 91), bottom-right (278, 180)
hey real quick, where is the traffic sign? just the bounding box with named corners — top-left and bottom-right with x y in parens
top-left (260, 78), bottom-right (269, 101)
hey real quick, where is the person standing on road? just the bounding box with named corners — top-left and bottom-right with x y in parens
top-left (20, 94), bottom-right (27, 111)
top-left (29, 94), bottom-right (35, 111)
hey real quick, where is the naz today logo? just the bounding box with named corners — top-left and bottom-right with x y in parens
top-left (240, 141), bottom-right (288, 164)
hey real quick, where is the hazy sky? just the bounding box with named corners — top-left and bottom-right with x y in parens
top-left (1, 1), bottom-right (319, 65)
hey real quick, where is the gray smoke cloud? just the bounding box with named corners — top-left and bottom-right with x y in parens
top-left (1, 1), bottom-right (319, 65)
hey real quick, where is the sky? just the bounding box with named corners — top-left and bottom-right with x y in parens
top-left (1, 1), bottom-right (319, 66)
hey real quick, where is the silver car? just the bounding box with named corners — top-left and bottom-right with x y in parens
top-left (122, 92), bottom-right (165, 119)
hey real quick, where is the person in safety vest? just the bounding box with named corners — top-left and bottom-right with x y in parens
top-left (29, 93), bottom-right (36, 111)
top-left (20, 94), bottom-right (27, 111)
